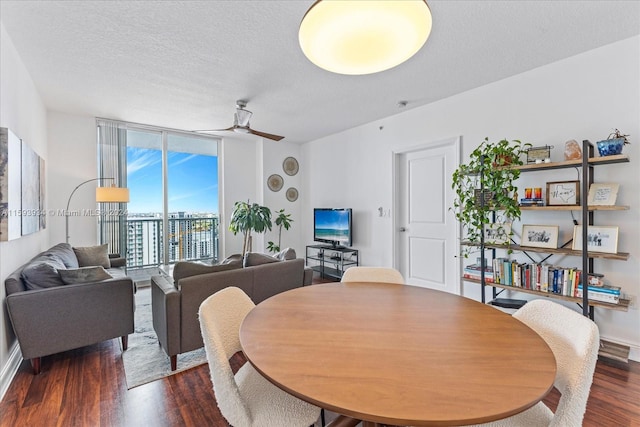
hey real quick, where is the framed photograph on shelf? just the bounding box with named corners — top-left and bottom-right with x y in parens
top-left (572, 225), bottom-right (619, 254)
top-left (483, 223), bottom-right (511, 244)
top-left (546, 180), bottom-right (580, 206)
top-left (587, 183), bottom-right (619, 206)
top-left (521, 224), bottom-right (559, 249)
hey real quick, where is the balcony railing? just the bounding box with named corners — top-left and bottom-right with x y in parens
top-left (126, 217), bottom-right (220, 269)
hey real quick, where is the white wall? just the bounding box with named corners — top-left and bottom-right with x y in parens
top-left (302, 36), bottom-right (640, 360)
top-left (47, 112), bottom-right (99, 247)
top-left (0, 23), bottom-right (49, 397)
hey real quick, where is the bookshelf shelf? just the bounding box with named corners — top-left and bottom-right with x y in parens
top-left (462, 277), bottom-right (630, 312)
top-left (461, 241), bottom-right (630, 261)
top-left (519, 205), bottom-right (629, 211)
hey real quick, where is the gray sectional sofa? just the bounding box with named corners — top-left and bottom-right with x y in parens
top-left (151, 251), bottom-right (313, 370)
top-left (4, 243), bottom-right (135, 374)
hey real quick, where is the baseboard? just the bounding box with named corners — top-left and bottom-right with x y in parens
top-left (0, 343), bottom-right (23, 402)
top-left (600, 335), bottom-right (640, 363)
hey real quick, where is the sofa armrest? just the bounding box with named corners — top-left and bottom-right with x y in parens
top-left (151, 275), bottom-right (181, 358)
top-left (108, 254), bottom-right (126, 268)
top-left (6, 278), bottom-right (135, 360)
top-left (303, 266), bottom-right (314, 285)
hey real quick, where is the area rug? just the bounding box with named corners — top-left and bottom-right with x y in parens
top-left (122, 286), bottom-right (207, 389)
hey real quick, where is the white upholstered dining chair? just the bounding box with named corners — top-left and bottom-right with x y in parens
top-left (470, 299), bottom-right (600, 427)
top-left (198, 287), bottom-right (321, 427)
top-left (341, 266), bottom-right (405, 284)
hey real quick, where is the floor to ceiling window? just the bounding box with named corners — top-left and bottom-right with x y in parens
top-left (125, 126), bottom-right (219, 268)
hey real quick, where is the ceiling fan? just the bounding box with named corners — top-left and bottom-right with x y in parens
top-left (195, 100), bottom-right (284, 141)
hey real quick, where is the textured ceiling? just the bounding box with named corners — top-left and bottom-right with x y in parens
top-left (1, 1), bottom-right (639, 144)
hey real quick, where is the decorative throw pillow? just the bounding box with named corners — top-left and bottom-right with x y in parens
top-left (21, 257), bottom-right (67, 290)
top-left (59, 266), bottom-right (113, 285)
top-left (173, 261), bottom-right (241, 283)
top-left (220, 254), bottom-right (243, 265)
top-left (43, 242), bottom-right (80, 268)
top-left (243, 252), bottom-right (280, 267)
top-left (73, 244), bottom-right (110, 268)
top-left (275, 247), bottom-right (297, 261)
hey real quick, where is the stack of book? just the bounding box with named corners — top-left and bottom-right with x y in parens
top-left (519, 198), bottom-right (545, 206)
top-left (576, 284), bottom-right (621, 304)
top-left (463, 263), bottom-right (494, 283)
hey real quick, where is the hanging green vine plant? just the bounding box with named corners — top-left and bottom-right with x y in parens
top-left (451, 137), bottom-right (531, 257)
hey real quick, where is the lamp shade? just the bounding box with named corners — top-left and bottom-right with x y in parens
top-left (96, 186), bottom-right (130, 203)
top-left (299, 0), bottom-right (432, 75)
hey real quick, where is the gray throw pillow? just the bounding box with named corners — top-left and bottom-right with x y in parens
top-left (73, 244), bottom-right (110, 268)
top-left (59, 266), bottom-right (113, 285)
top-left (43, 242), bottom-right (79, 268)
top-left (21, 258), bottom-right (66, 290)
top-left (243, 252), bottom-right (280, 267)
top-left (173, 261), bottom-right (241, 282)
top-left (275, 247), bottom-right (297, 261)
top-left (220, 254), bottom-right (243, 265)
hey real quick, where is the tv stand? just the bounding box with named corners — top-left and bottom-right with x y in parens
top-left (306, 245), bottom-right (359, 281)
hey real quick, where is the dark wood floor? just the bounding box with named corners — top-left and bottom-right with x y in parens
top-left (2, 340), bottom-right (639, 426)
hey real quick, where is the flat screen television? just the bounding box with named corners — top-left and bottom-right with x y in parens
top-left (313, 208), bottom-right (352, 248)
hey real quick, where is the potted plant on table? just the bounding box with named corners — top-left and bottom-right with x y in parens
top-left (451, 137), bottom-right (531, 257)
top-left (229, 200), bottom-right (272, 256)
top-left (267, 209), bottom-right (293, 254)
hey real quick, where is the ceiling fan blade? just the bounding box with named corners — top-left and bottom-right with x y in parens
top-left (193, 127), bottom-right (235, 133)
top-left (247, 128), bottom-right (285, 141)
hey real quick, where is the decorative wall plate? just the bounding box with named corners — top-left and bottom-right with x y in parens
top-left (267, 174), bottom-right (284, 192)
top-left (283, 157), bottom-right (299, 176)
top-left (286, 187), bottom-right (299, 202)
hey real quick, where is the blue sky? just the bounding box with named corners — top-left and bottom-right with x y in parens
top-left (127, 147), bottom-right (218, 214)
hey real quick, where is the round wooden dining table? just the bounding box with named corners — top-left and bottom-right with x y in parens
top-left (239, 282), bottom-right (556, 426)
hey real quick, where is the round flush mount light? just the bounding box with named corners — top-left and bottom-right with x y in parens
top-left (299, 0), bottom-right (432, 75)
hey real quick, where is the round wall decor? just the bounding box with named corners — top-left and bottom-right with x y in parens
top-left (283, 157), bottom-right (299, 176)
top-left (286, 187), bottom-right (299, 202)
top-left (267, 174), bottom-right (284, 192)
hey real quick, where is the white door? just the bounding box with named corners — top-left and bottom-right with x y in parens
top-left (394, 137), bottom-right (460, 293)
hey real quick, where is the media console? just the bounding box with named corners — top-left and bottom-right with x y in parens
top-left (305, 245), bottom-right (359, 281)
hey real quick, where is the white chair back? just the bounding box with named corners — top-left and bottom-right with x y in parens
top-left (341, 266), bottom-right (405, 284)
top-left (514, 299), bottom-right (600, 426)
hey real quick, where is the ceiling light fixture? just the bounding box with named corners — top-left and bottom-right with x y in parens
top-left (299, 0), bottom-right (432, 75)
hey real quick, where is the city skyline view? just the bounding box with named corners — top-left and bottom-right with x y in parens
top-left (127, 146), bottom-right (218, 215)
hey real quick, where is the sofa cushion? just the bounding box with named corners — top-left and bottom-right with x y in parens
top-left (274, 247), bottom-right (297, 261)
top-left (73, 244), bottom-right (110, 268)
top-left (43, 242), bottom-right (79, 268)
top-left (243, 252), bottom-right (280, 267)
top-left (59, 266), bottom-right (113, 285)
top-left (21, 256), bottom-right (67, 290)
top-left (173, 261), bottom-right (242, 283)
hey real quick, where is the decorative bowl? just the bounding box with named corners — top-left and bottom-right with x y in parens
top-left (596, 138), bottom-right (625, 157)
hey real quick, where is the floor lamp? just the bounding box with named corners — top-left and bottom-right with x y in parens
top-left (65, 177), bottom-right (130, 244)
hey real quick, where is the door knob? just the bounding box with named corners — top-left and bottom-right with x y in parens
top-left (399, 227), bottom-right (407, 232)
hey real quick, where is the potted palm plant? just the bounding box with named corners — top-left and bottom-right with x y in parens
top-left (229, 200), bottom-right (272, 256)
top-left (451, 137), bottom-right (531, 256)
top-left (267, 209), bottom-right (293, 254)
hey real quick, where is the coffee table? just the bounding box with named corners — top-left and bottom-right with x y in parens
top-left (239, 282), bottom-right (556, 426)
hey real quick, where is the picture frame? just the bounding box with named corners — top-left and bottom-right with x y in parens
top-left (587, 183), bottom-right (619, 206)
top-left (572, 225), bottom-right (619, 254)
top-left (483, 223), bottom-right (511, 244)
top-left (521, 224), bottom-right (559, 249)
top-left (525, 145), bottom-right (552, 164)
top-left (546, 180), bottom-right (580, 206)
